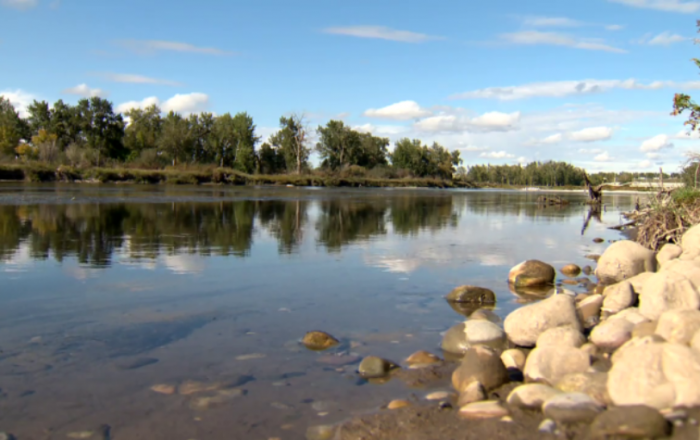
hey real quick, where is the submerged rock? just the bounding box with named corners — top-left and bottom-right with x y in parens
top-left (150, 384), bottom-right (176, 395)
top-left (306, 424), bottom-right (336, 440)
top-left (508, 260), bottom-right (556, 288)
top-left (406, 350), bottom-right (441, 368)
top-left (542, 392), bottom-right (602, 424)
top-left (452, 346), bottom-right (508, 392)
top-left (595, 240), bottom-right (657, 285)
top-left (302, 331), bottom-right (339, 351)
top-left (588, 405), bottom-right (670, 440)
top-left (189, 388), bottom-right (245, 410)
top-left (561, 264), bottom-right (581, 277)
top-left (358, 356), bottom-right (398, 379)
top-left (441, 320), bottom-right (505, 354)
top-left (504, 293), bottom-right (581, 347)
top-left (445, 286), bottom-right (496, 304)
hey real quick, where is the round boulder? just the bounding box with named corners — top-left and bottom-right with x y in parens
top-left (358, 356), bottom-right (398, 379)
top-left (555, 372), bottom-right (610, 407)
top-left (441, 320), bottom-right (506, 354)
top-left (601, 281), bottom-right (635, 315)
top-left (445, 286), bottom-right (496, 304)
top-left (524, 346), bottom-right (590, 385)
top-left (506, 384), bottom-right (562, 410)
top-left (657, 243), bottom-right (683, 268)
top-left (655, 309), bottom-right (700, 345)
top-left (302, 331), bottom-right (339, 351)
top-left (504, 294), bottom-right (582, 347)
top-left (543, 393), bottom-right (603, 424)
top-left (561, 264), bottom-right (582, 277)
top-left (588, 405), bottom-right (670, 440)
top-left (509, 260), bottom-right (556, 288)
top-left (536, 326), bottom-right (585, 349)
top-left (452, 346), bottom-right (509, 392)
top-left (595, 240), bottom-right (657, 285)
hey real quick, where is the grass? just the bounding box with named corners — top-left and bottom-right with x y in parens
top-left (0, 163), bottom-right (476, 189)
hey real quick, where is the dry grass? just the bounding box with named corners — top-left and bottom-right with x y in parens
top-left (628, 188), bottom-right (700, 250)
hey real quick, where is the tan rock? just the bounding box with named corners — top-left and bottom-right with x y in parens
top-left (504, 294), bottom-right (582, 347)
top-left (151, 384), bottom-right (176, 395)
top-left (524, 346), bottom-right (590, 385)
top-left (561, 264), bottom-right (582, 277)
top-left (506, 384), bottom-right (562, 410)
top-left (655, 309), bottom-right (700, 345)
top-left (543, 392), bottom-right (603, 424)
top-left (452, 346), bottom-right (508, 392)
top-left (425, 391), bottom-right (456, 401)
top-left (590, 316), bottom-right (635, 351)
top-left (387, 399), bottom-right (411, 410)
top-left (556, 372), bottom-right (610, 406)
top-left (657, 243), bottom-right (683, 268)
top-left (500, 349), bottom-right (527, 371)
top-left (509, 260), bottom-right (556, 288)
top-left (595, 240), bottom-right (656, 285)
top-left (459, 401), bottom-right (509, 419)
top-left (639, 261), bottom-right (700, 320)
top-left (602, 281), bottom-right (635, 314)
top-left (179, 380), bottom-right (227, 396)
top-left (406, 350), bottom-right (441, 368)
top-left (358, 356), bottom-right (398, 378)
top-left (537, 326), bottom-right (585, 349)
top-left (302, 331), bottom-right (339, 351)
top-left (577, 294), bottom-right (603, 328)
top-left (632, 321), bottom-right (658, 339)
top-left (458, 381), bottom-right (486, 406)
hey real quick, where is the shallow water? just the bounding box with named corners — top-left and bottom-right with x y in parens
top-left (0, 184), bottom-right (635, 439)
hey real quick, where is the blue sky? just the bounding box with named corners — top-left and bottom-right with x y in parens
top-left (2, 0), bottom-right (700, 171)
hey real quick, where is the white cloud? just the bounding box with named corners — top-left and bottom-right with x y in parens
top-left (606, 24), bottom-right (625, 31)
top-left (569, 126), bottom-right (613, 142)
top-left (640, 134), bottom-right (674, 151)
top-left (414, 111), bottom-right (520, 133)
top-left (578, 148), bottom-right (604, 154)
top-left (353, 123), bottom-right (407, 135)
top-left (62, 83), bottom-right (107, 98)
top-left (0, 89), bottom-right (36, 117)
top-left (1, 0), bottom-right (37, 9)
top-left (363, 101), bottom-right (432, 120)
top-left (322, 26), bottom-right (439, 43)
top-left (517, 156), bottom-right (529, 164)
top-left (450, 78), bottom-right (700, 100)
top-left (116, 93), bottom-right (210, 115)
top-left (638, 160), bottom-right (653, 168)
top-left (609, 0), bottom-right (700, 13)
top-left (98, 72), bottom-right (183, 86)
top-left (499, 30), bottom-right (626, 53)
top-left (646, 152), bottom-right (661, 159)
top-left (675, 129), bottom-right (700, 139)
top-left (541, 133), bottom-right (563, 144)
top-left (594, 152), bottom-right (614, 162)
top-left (480, 151), bottom-right (515, 159)
top-left (648, 32), bottom-right (688, 45)
top-left (162, 254), bottom-right (205, 275)
top-left (116, 40), bottom-right (233, 56)
top-left (461, 145), bottom-right (491, 152)
top-left (522, 16), bottom-right (584, 27)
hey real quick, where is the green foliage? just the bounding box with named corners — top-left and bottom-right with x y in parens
top-left (316, 120), bottom-right (390, 171)
top-left (672, 186), bottom-right (700, 205)
top-left (124, 105), bottom-right (163, 155)
top-left (390, 138), bottom-right (461, 178)
top-left (0, 97), bottom-right (29, 156)
top-left (269, 114), bottom-right (310, 174)
top-left (467, 161), bottom-right (585, 186)
top-left (74, 97), bottom-right (126, 163)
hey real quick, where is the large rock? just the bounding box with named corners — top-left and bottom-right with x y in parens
top-left (504, 294), bottom-right (581, 347)
top-left (506, 384), bottom-right (562, 410)
top-left (445, 286), bottom-right (496, 304)
top-left (459, 401), bottom-right (509, 419)
top-left (601, 281), bottom-right (635, 314)
top-left (655, 309), bottom-right (700, 345)
top-left (508, 260), bottom-right (556, 288)
top-left (589, 316), bottom-right (635, 351)
top-left (524, 346), bottom-right (590, 385)
top-left (576, 294), bottom-right (603, 329)
top-left (441, 320), bottom-right (506, 354)
top-left (657, 243), bottom-right (683, 267)
top-left (595, 240), bottom-right (657, 285)
top-left (681, 223), bottom-right (700, 259)
top-left (639, 262), bottom-right (700, 320)
top-left (536, 326), bottom-right (585, 349)
top-left (608, 340), bottom-right (700, 409)
top-left (555, 372), bottom-right (610, 407)
top-left (452, 346), bottom-right (509, 392)
top-left (500, 349), bottom-right (527, 371)
top-left (542, 392), bottom-right (603, 424)
top-left (588, 406), bottom-right (670, 440)
top-left (626, 272), bottom-right (654, 295)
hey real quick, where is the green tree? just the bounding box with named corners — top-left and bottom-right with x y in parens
top-left (257, 142), bottom-right (285, 174)
top-left (51, 100), bottom-right (80, 149)
top-left (231, 112), bottom-right (258, 173)
top-left (159, 111), bottom-right (193, 166)
top-left (123, 105), bottom-right (163, 158)
top-left (0, 97), bottom-right (29, 156)
top-left (316, 120), bottom-right (361, 170)
top-left (357, 133), bottom-right (389, 168)
top-left (74, 97), bottom-right (125, 164)
top-left (269, 114), bottom-right (309, 174)
top-left (26, 100), bottom-right (52, 134)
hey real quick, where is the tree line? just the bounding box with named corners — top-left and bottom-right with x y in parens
top-left (0, 96), bottom-right (462, 179)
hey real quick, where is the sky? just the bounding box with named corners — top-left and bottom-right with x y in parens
top-left (1, 0), bottom-right (700, 172)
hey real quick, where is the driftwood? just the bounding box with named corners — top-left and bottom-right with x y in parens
top-left (536, 195), bottom-right (570, 206)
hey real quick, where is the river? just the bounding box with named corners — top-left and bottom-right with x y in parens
top-left (0, 184), bottom-right (635, 439)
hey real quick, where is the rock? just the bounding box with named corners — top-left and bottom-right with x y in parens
top-left (179, 380), bottom-right (231, 396)
top-left (452, 346), bottom-right (509, 392)
top-left (588, 405), bottom-right (670, 440)
top-left (586, 254), bottom-right (601, 262)
top-left (508, 260), bottom-right (556, 287)
top-left (536, 326), bottom-right (585, 349)
top-left (504, 294), bottom-right (582, 347)
top-left (524, 346), bottom-right (590, 385)
top-left (555, 372), bottom-right (610, 407)
top-left (681, 223), bottom-right (700, 258)
top-left (542, 392), bottom-right (603, 424)
top-left (459, 400), bottom-right (509, 419)
top-left (626, 271), bottom-right (654, 295)
top-left (582, 265), bottom-right (593, 276)
top-left (189, 388), bottom-right (245, 410)
top-left (608, 341), bottom-right (672, 409)
top-left (589, 316), bottom-right (635, 351)
top-left (613, 307), bottom-right (650, 325)
top-left (639, 260), bottom-right (700, 320)
top-left (562, 279), bottom-right (578, 286)
top-left (306, 424), bottom-right (336, 440)
top-left (469, 308), bottom-right (502, 323)
top-left (302, 331), bottom-right (339, 351)
top-left (561, 264), bottom-right (582, 277)
top-left (611, 334), bottom-right (665, 365)
top-left (593, 238), bottom-right (604, 243)
top-left (655, 309), bottom-right (700, 345)
top-left (632, 320), bottom-right (658, 339)
top-left (150, 384), bottom-right (176, 395)
top-left (358, 356), bottom-right (398, 378)
top-left (601, 281), bottom-right (635, 314)
top-left (445, 286), bottom-right (496, 304)
top-left (387, 399), bottom-right (411, 410)
top-left (538, 419), bottom-right (556, 434)
top-left (457, 381), bottom-right (486, 406)
top-left (441, 320), bottom-right (506, 354)
top-left (236, 353), bottom-right (266, 360)
top-left (500, 349), bottom-right (527, 371)
top-left (692, 329), bottom-right (700, 352)
top-left (580, 343), bottom-right (599, 357)
top-left (506, 384), bottom-right (562, 410)
top-left (658, 243), bottom-right (683, 267)
top-left (576, 294), bottom-right (603, 328)
top-left (425, 391), bottom-right (455, 401)
top-left (595, 240), bottom-right (657, 285)
top-left (405, 350), bottom-right (441, 368)
top-left (67, 432), bottom-right (94, 439)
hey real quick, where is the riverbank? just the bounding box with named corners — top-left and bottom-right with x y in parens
top-left (306, 221), bottom-right (700, 439)
top-left (0, 163), bottom-right (476, 189)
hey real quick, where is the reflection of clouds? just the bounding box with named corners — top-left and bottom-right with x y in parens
top-left (162, 254), bottom-right (205, 275)
top-left (368, 257), bottom-right (422, 274)
top-left (479, 254), bottom-right (509, 267)
top-left (544, 238), bottom-right (557, 249)
top-left (3, 242), bottom-right (32, 272)
top-left (63, 266), bottom-right (101, 280)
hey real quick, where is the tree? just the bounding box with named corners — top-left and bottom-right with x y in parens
top-left (269, 114), bottom-right (309, 174)
top-left (231, 112), bottom-right (258, 173)
top-left (123, 104), bottom-right (163, 158)
top-left (158, 111), bottom-right (193, 166)
top-left (26, 100), bottom-right (52, 134)
top-left (74, 97), bottom-right (125, 164)
top-left (391, 138), bottom-right (426, 176)
top-left (32, 129), bottom-right (60, 163)
top-left (357, 133), bottom-right (389, 168)
top-left (257, 142), bottom-right (285, 174)
top-left (0, 97), bottom-right (29, 156)
top-left (51, 100), bottom-right (80, 149)
top-left (316, 120), bottom-right (361, 170)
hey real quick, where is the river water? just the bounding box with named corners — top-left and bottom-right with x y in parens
top-left (0, 184), bottom-right (636, 440)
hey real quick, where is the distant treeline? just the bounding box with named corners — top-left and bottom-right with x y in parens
top-left (0, 96), bottom-right (462, 180)
top-left (465, 162), bottom-right (680, 187)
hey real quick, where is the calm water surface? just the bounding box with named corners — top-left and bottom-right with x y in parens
top-left (0, 184), bottom-right (635, 439)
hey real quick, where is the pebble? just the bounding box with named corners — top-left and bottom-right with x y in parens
top-left (302, 331), bottom-right (339, 351)
top-left (425, 391), bottom-right (454, 401)
top-left (67, 432), bottom-right (94, 439)
top-left (271, 402), bottom-right (291, 410)
top-left (387, 399), bottom-right (411, 410)
top-left (179, 381), bottom-right (226, 395)
top-left (459, 400), bottom-right (509, 419)
top-left (538, 419), bottom-right (556, 434)
top-left (543, 392), bottom-right (603, 424)
top-left (358, 356), bottom-right (398, 378)
top-left (317, 412), bottom-right (328, 417)
top-left (271, 381), bottom-right (288, 387)
top-left (507, 384), bottom-right (562, 410)
top-left (589, 405), bottom-right (670, 439)
top-left (236, 353), bottom-right (266, 361)
top-left (406, 350), bottom-right (442, 368)
top-left (150, 384), bottom-right (176, 395)
top-left (189, 389), bottom-right (245, 410)
top-left (305, 424), bottom-right (335, 440)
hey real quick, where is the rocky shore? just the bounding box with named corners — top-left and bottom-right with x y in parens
top-left (307, 224), bottom-right (700, 440)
